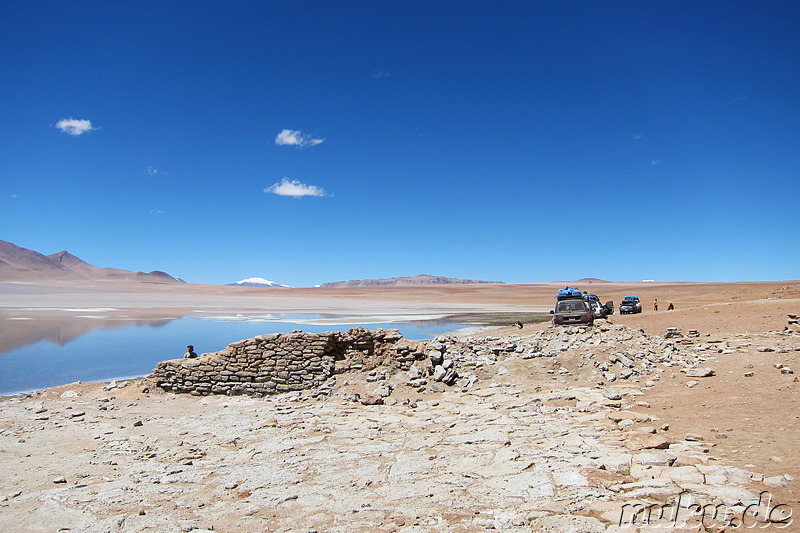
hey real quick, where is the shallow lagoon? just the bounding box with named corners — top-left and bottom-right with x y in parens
top-left (0, 313), bottom-right (467, 395)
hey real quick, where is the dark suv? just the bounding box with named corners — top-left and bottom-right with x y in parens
top-left (553, 298), bottom-right (594, 326)
top-left (619, 295), bottom-right (642, 314)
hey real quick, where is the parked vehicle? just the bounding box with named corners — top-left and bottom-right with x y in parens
top-left (552, 297), bottom-right (594, 326)
top-left (585, 294), bottom-right (614, 318)
top-left (619, 295), bottom-right (642, 314)
top-left (590, 299), bottom-right (606, 319)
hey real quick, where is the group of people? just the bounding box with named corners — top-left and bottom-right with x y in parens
top-left (653, 299), bottom-right (675, 311)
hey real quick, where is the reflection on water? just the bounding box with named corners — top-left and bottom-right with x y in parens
top-left (0, 314), bottom-right (466, 396)
top-left (0, 316), bottom-right (178, 354)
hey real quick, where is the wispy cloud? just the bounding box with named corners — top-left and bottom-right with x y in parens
top-left (10, 193), bottom-right (18, 199)
top-left (149, 208), bottom-right (165, 215)
top-left (264, 178), bottom-right (328, 198)
top-left (371, 68), bottom-right (391, 79)
top-left (651, 159), bottom-right (661, 165)
top-left (274, 129), bottom-right (325, 148)
top-left (147, 166), bottom-right (169, 176)
top-left (632, 133), bottom-right (643, 140)
top-left (56, 118), bottom-right (97, 136)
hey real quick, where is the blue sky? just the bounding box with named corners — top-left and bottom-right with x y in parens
top-left (2, 1), bottom-right (798, 286)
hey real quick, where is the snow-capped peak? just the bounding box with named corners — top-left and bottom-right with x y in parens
top-left (227, 277), bottom-right (290, 288)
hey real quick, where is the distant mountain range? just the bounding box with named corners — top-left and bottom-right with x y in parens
top-left (226, 277), bottom-right (291, 288)
top-left (318, 274), bottom-right (504, 288)
top-left (0, 240), bottom-right (182, 284)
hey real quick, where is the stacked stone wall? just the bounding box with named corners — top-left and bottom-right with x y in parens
top-left (150, 327), bottom-right (426, 397)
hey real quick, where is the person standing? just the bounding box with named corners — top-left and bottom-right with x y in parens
top-left (653, 299), bottom-right (659, 311)
top-left (184, 345), bottom-right (198, 358)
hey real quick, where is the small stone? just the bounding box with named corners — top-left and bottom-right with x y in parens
top-left (682, 367), bottom-right (715, 378)
top-left (763, 474), bottom-right (793, 488)
top-left (602, 387), bottom-right (622, 400)
top-left (373, 386), bottom-right (392, 398)
top-left (625, 434), bottom-right (671, 450)
top-left (133, 420), bottom-right (143, 427)
top-left (359, 394), bottom-right (383, 406)
top-left (53, 477), bottom-right (67, 484)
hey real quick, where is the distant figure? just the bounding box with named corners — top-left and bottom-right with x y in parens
top-left (667, 302), bottom-right (675, 311)
top-left (184, 345), bottom-right (197, 358)
top-left (654, 299), bottom-right (659, 311)
top-left (513, 321), bottom-right (523, 329)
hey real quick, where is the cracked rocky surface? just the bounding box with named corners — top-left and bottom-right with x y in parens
top-left (1, 318), bottom-right (798, 532)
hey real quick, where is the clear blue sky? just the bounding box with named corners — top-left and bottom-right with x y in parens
top-left (2, 1), bottom-right (798, 286)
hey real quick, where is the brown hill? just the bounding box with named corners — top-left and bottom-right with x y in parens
top-left (0, 240), bottom-right (181, 284)
top-left (319, 274), bottom-right (504, 288)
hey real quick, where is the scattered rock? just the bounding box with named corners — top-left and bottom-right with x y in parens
top-left (359, 394), bottom-right (383, 406)
top-left (682, 367), bottom-right (715, 378)
top-left (602, 387), bottom-right (622, 401)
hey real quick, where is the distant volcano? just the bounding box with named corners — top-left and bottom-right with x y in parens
top-left (226, 277), bottom-right (291, 288)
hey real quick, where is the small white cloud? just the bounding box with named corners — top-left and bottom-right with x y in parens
top-left (150, 209), bottom-right (165, 215)
top-left (651, 159), bottom-right (661, 165)
top-left (56, 118), bottom-right (97, 136)
top-left (147, 166), bottom-right (169, 176)
top-left (274, 129), bottom-right (324, 148)
top-left (632, 133), bottom-right (643, 140)
top-left (371, 68), bottom-right (391, 79)
top-left (264, 178), bottom-right (328, 198)
top-left (10, 193), bottom-right (18, 199)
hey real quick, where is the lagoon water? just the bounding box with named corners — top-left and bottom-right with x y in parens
top-left (0, 314), bottom-right (467, 396)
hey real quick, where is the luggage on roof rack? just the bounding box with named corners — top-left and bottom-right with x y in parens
top-left (557, 287), bottom-right (584, 300)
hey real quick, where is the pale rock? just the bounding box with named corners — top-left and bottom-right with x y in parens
top-left (763, 474), bottom-right (793, 488)
top-left (682, 367), bottom-right (715, 377)
top-left (602, 387), bottom-right (622, 400)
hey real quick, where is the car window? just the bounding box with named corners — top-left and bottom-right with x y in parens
top-left (557, 301), bottom-right (584, 312)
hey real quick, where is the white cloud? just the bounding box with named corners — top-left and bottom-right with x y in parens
top-left (371, 68), bottom-right (391, 79)
top-left (264, 178), bottom-right (328, 198)
top-left (651, 159), bottom-right (661, 165)
top-left (274, 129), bottom-right (324, 147)
top-left (147, 166), bottom-right (169, 176)
top-left (56, 118), bottom-right (97, 136)
top-left (150, 208), bottom-right (165, 215)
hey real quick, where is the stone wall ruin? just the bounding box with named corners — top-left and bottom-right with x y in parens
top-left (149, 327), bottom-right (426, 397)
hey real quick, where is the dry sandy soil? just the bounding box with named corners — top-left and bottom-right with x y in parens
top-left (0, 279), bottom-right (798, 531)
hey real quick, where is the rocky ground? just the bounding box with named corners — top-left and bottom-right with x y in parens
top-left (1, 300), bottom-right (798, 532)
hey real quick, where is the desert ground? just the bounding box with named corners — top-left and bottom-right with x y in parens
top-left (0, 279), bottom-right (798, 532)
